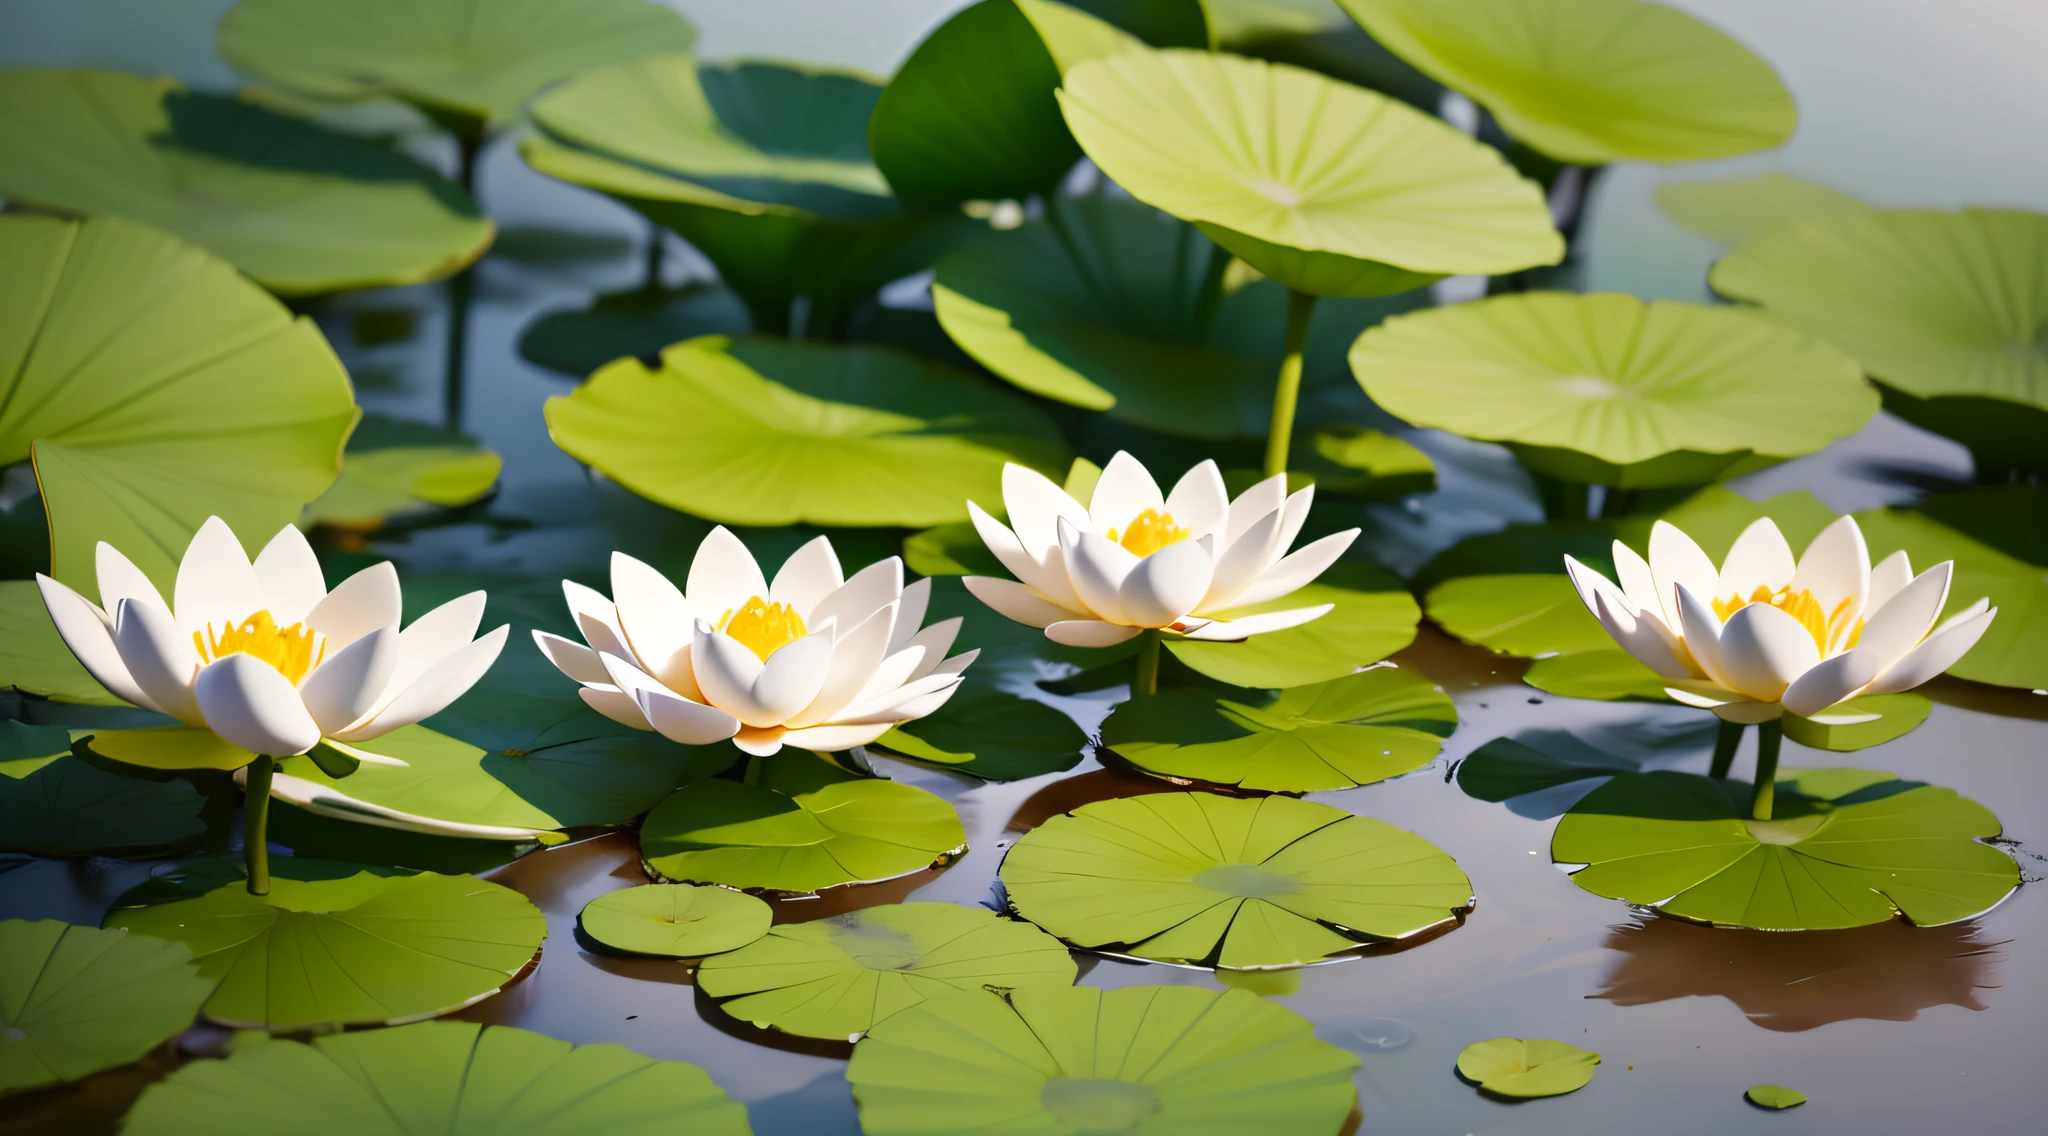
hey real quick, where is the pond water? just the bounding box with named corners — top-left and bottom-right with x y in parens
top-left (5, 2), bottom-right (2048, 1133)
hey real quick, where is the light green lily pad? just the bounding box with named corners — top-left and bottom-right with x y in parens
top-left (876, 694), bottom-right (1087, 782)
top-left (1553, 769), bottom-right (2020, 931)
top-left (218, 0), bottom-right (698, 136)
top-left (1, 724), bottom-right (208, 858)
top-left (1002, 792), bottom-right (1471, 968)
top-left (1166, 561), bottom-right (1422, 688)
top-left (121, 1019), bottom-right (751, 1135)
top-left (1746, 1083), bottom-right (1807, 1109)
top-left (1522, 648), bottom-right (1671, 702)
top-left (698, 902), bottom-right (1076, 1041)
top-left (1337, 0), bottom-right (1795, 164)
top-left (1, 920), bottom-right (213, 1095)
top-left (848, 985), bottom-right (1360, 1135)
top-left (578, 884), bottom-right (771, 959)
top-left (1456, 1037), bottom-right (1600, 1098)
top-left (1100, 667), bottom-right (1453, 792)
top-left (518, 284), bottom-right (751, 378)
top-left (105, 858), bottom-right (545, 1030)
top-left (0, 70), bottom-right (492, 293)
top-left (1655, 174), bottom-right (1872, 248)
top-left (1060, 48), bottom-right (1559, 296)
top-left (641, 755), bottom-right (968, 894)
top-left (0, 214), bottom-right (357, 593)
top-left (1305, 424), bottom-right (1436, 498)
top-left (1854, 506), bottom-right (2048, 691)
top-left (75, 727), bottom-right (260, 774)
top-left (1352, 292), bottom-right (1877, 486)
top-left (303, 416), bottom-right (501, 529)
top-left (0, 583), bottom-right (118, 704)
top-left (545, 335), bottom-right (1069, 528)
top-left (1779, 693), bottom-right (1932, 752)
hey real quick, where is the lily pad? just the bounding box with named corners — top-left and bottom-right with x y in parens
top-left (1553, 769), bottom-right (2020, 931)
top-left (1165, 560), bottom-right (1422, 688)
top-left (0, 920), bottom-right (213, 1095)
top-left (1655, 174), bottom-right (1871, 248)
top-left (1100, 667), bottom-right (1453, 792)
top-left (303, 418), bottom-right (501, 529)
top-left (876, 694), bottom-right (1087, 782)
top-left (1456, 1037), bottom-right (1600, 1099)
top-left (697, 903), bottom-right (1076, 1041)
top-left (848, 985), bottom-right (1360, 1135)
top-left (544, 335), bottom-right (1069, 528)
top-left (267, 804), bottom-right (538, 877)
top-left (121, 1019), bottom-right (750, 1134)
top-left (217, 0), bottom-right (698, 137)
top-left (641, 755), bottom-right (967, 894)
top-left (1779, 693), bottom-right (1933, 752)
top-left (518, 284), bottom-right (751, 378)
top-left (0, 583), bottom-right (115, 704)
top-left (1001, 791), bottom-right (1471, 968)
top-left (1522, 648), bottom-right (1672, 702)
top-left (1352, 292), bottom-right (1877, 487)
top-left (1337, 0), bottom-right (1795, 165)
top-left (1212, 0), bottom-right (1442, 109)
top-left (105, 857), bottom-right (546, 1030)
top-left (0, 214), bottom-right (357, 593)
top-left (1854, 506), bottom-right (2048, 691)
top-left (578, 884), bottom-right (771, 959)
top-left (0, 724), bottom-right (208, 858)
top-left (1746, 1084), bottom-right (1807, 1109)
top-left (0, 70), bottom-right (492, 293)
top-left (1456, 732), bottom-right (1643, 803)
top-left (1059, 48), bottom-right (1561, 295)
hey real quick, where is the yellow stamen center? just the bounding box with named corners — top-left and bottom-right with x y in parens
top-left (1103, 509), bottom-right (1190, 557)
top-left (192, 610), bottom-right (325, 685)
top-left (1712, 586), bottom-right (1862, 655)
top-left (718, 596), bottom-right (807, 662)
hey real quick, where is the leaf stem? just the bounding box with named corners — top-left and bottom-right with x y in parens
top-left (1708, 719), bottom-right (1744, 779)
top-left (443, 134), bottom-right (483, 432)
top-left (244, 755), bottom-right (275, 897)
top-left (1264, 289), bottom-right (1318, 479)
top-left (1133, 629), bottom-right (1161, 698)
top-left (1749, 720), bottom-right (1783, 821)
top-left (1191, 240), bottom-right (1231, 344)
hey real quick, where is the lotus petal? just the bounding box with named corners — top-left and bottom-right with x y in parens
top-left (193, 654), bottom-right (321, 756)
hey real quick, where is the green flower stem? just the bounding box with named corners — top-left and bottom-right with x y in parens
top-left (443, 134), bottom-right (482, 431)
top-left (643, 219), bottom-right (665, 291)
top-left (1708, 719), bottom-right (1745, 779)
top-left (243, 755), bottom-right (275, 896)
top-left (1749, 720), bottom-right (1783, 821)
top-left (1133, 629), bottom-right (1162, 697)
top-left (1264, 289), bottom-right (1318, 479)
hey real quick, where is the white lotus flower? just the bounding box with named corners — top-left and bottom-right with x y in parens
top-left (538, 528), bottom-right (975, 757)
top-left (37, 516), bottom-right (509, 756)
top-left (962, 452), bottom-right (1359, 646)
top-left (1564, 516), bottom-right (1997, 723)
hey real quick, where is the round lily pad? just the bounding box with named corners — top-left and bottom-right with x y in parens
top-left (697, 902), bottom-right (1077, 1041)
top-left (1337, 0), bottom-right (1795, 165)
top-left (544, 335), bottom-right (1069, 527)
top-left (1164, 560), bottom-right (1421, 688)
top-left (1100, 667), bottom-right (1454, 792)
top-left (1058, 48), bottom-right (1560, 296)
top-left (1001, 791), bottom-right (1471, 968)
top-left (0, 920), bottom-right (214, 1095)
top-left (1746, 1084), bottom-right (1807, 1110)
top-left (218, 0), bottom-right (698, 136)
top-left (0, 214), bottom-right (357, 592)
top-left (0, 70), bottom-right (493, 293)
top-left (578, 884), bottom-right (771, 959)
top-left (1553, 769), bottom-right (2021, 931)
top-left (302, 419), bottom-right (502, 529)
top-left (1351, 292), bottom-right (1877, 487)
top-left (121, 1019), bottom-right (750, 1135)
top-left (1456, 1037), bottom-right (1600, 1098)
top-left (0, 725), bottom-right (208, 858)
top-left (1655, 174), bottom-right (1871, 248)
top-left (1855, 506), bottom-right (2048, 691)
top-left (641, 755), bottom-right (968, 894)
top-left (104, 858), bottom-right (546, 1030)
top-left (850, 984), bottom-right (1358, 1134)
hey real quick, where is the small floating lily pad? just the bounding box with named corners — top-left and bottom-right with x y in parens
top-left (1163, 561), bottom-right (1422, 689)
top-left (697, 902), bottom-right (1076, 1040)
top-left (642, 755), bottom-right (967, 894)
top-left (1100, 667), bottom-right (1453, 792)
top-left (105, 858), bottom-right (545, 1030)
top-left (579, 885), bottom-right (771, 959)
top-left (1001, 792), bottom-right (1471, 968)
top-left (120, 1019), bottom-right (750, 1135)
top-left (1553, 769), bottom-right (2020, 931)
top-left (0, 724), bottom-right (208, 857)
top-left (1, 920), bottom-right (214, 1095)
top-left (847, 985), bottom-right (1360, 1135)
top-left (1456, 1037), bottom-right (1600, 1098)
top-left (1746, 1083), bottom-right (1807, 1109)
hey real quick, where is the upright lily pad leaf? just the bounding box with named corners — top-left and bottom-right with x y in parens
top-left (121, 1019), bottom-right (751, 1135)
top-left (1710, 209), bottom-right (2048, 472)
top-left (0, 725), bottom-right (208, 857)
top-left (218, 0), bottom-right (698, 137)
top-left (1165, 560), bottom-right (1421, 687)
top-left (105, 858), bottom-right (546, 1030)
top-left (0, 215), bottom-right (357, 592)
top-left (1, 920), bottom-right (213, 1095)
top-left (876, 694), bottom-right (1086, 782)
top-left (848, 985), bottom-right (1360, 1135)
top-left (1059, 48), bottom-right (1561, 296)
top-left (641, 755), bottom-right (967, 894)
top-left (1210, 0), bottom-right (1442, 109)
top-left (1101, 667), bottom-right (1453, 792)
top-left (579, 884), bottom-right (771, 959)
top-left (1002, 792), bottom-right (1471, 968)
top-left (1456, 1037), bottom-right (1599, 1098)
top-left (1337, 0), bottom-right (1795, 165)
top-left (1854, 506), bottom-right (2048, 691)
top-left (0, 583), bottom-right (117, 704)
top-left (545, 336), bottom-right (1070, 527)
top-left (1655, 174), bottom-right (1872, 248)
top-left (698, 903), bottom-right (1077, 1041)
top-left (1353, 292), bottom-right (1877, 486)
top-left (1553, 769), bottom-right (2020, 931)
top-left (1747, 1084), bottom-right (1807, 1109)
top-left (518, 284), bottom-right (751, 378)
top-left (0, 70), bottom-right (492, 293)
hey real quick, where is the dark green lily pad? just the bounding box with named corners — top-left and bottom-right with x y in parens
top-left (1164, 561), bottom-right (1422, 689)
top-left (517, 284), bottom-right (751, 378)
top-left (0, 724), bottom-right (208, 858)
top-left (697, 902), bottom-right (1076, 1040)
top-left (1746, 1083), bottom-right (1807, 1109)
top-left (1456, 1037), bottom-right (1600, 1098)
top-left (578, 884), bottom-right (771, 959)
top-left (1553, 769), bottom-right (2020, 931)
top-left (267, 803), bottom-right (537, 877)
top-left (876, 693), bottom-right (1086, 782)
top-left (1456, 732), bottom-right (1643, 803)
top-left (1, 919), bottom-right (213, 1095)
